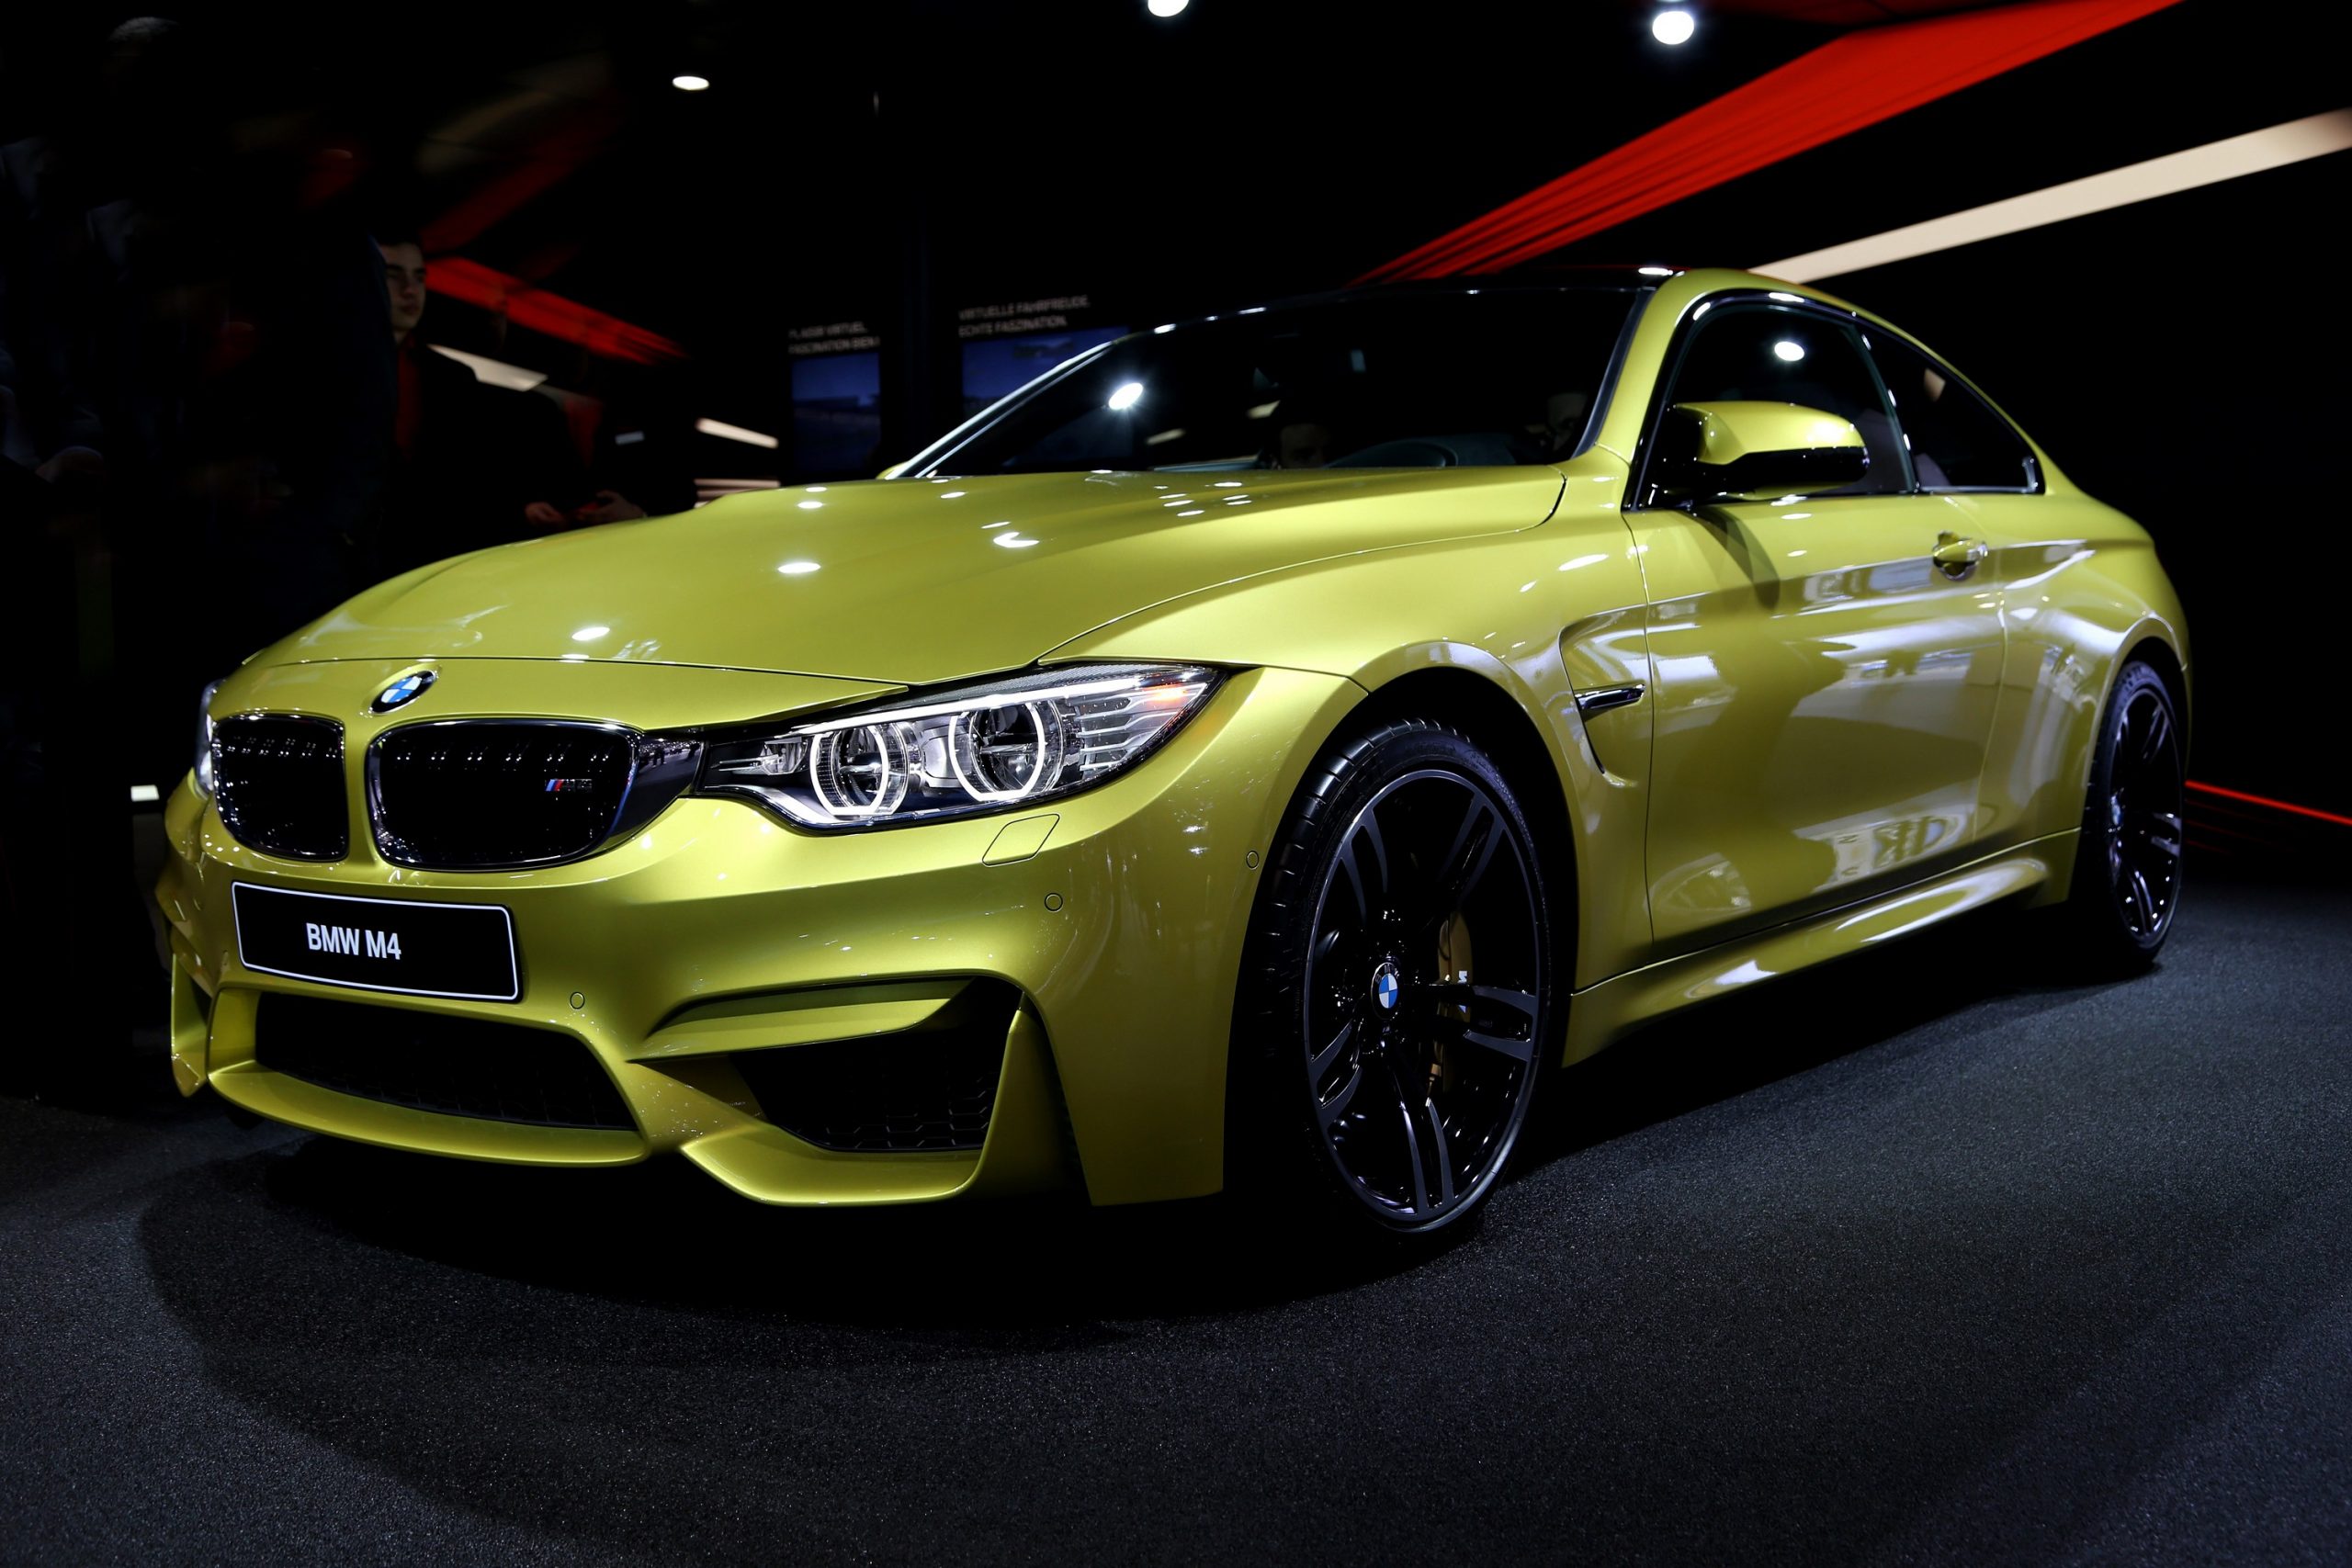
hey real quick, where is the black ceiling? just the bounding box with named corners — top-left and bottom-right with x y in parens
top-left (6, 0), bottom-right (2340, 441)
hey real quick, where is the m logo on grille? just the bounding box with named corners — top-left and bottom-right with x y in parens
top-left (545, 778), bottom-right (598, 794)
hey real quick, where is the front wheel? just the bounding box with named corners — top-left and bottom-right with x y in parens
top-left (1232, 720), bottom-right (1556, 1239)
top-left (2060, 660), bottom-right (2185, 970)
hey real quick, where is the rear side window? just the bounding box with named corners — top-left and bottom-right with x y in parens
top-left (1868, 333), bottom-right (2040, 491)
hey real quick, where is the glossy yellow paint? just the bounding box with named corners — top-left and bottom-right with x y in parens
top-left (162, 660), bottom-right (1362, 1204)
top-left (284, 466), bottom-right (1566, 685)
top-left (1671, 399), bottom-right (1865, 465)
top-left (1631, 489), bottom-right (2008, 946)
top-left (158, 266), bottom-right (2187, 1205)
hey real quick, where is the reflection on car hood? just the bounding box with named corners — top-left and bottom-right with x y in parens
top-left (277, 467), bottom-right (1566, 685)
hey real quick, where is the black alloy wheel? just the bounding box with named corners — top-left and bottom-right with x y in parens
top-left (2067, 660), bottom-right (2185, 966)
top-left (1236, 720), bottom-right (1554, 1237)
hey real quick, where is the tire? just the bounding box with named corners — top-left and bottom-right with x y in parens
top-left (1230, 719), bottom-right (1557, 1240)
top-left (2059, 660), bottom-right (2185, 971)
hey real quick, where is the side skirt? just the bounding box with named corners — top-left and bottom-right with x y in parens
top-left (1562, 829), bottom-right (2079, 1065)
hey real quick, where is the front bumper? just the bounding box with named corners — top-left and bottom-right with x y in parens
top-left (157, 661), bottom-right (1360, 1205)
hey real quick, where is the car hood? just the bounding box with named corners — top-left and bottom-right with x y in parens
top-left (277, 467), bottom-right (1565, 686)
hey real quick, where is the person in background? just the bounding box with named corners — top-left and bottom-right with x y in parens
top-left (2, 16), bottom-right (396, 1078)
top-left (379, 233), bottom-right (529, 572)
top-left (378, 232), bottom-right (648, 576)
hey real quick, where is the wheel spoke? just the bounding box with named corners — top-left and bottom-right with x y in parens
top-left (1394, 1092), bottom-right (1431, 1216)
top-left (1430, 795), bottom-right (1499, 914)
top-left (1336, 839), bottom-right (1371, 926)
top-left (1419, 1097), bottom-right (1456, 1208)
top-left (1418, 983), bottom-right (1539, 1025)
top-left (1355, 807), bottom-right (1391, 909)
top-left (2133, 702), bottom-right (2173, 773)
top-left (1419, 984), bottom-right (1539, 1064)
top-left (1310, 1015), bottom-right (1356, 1080)
top-left (1317, 1056), bottom-right (1367, 1129)
top-left (1440, 1021), bottom-right (1535, 1065)
top-left (2125, 867), bottom-right (2156, 931)
top-left (1338, 810), bottom-right (1393, 925)
top-left (2132, 808), bottom-right (2183, 864)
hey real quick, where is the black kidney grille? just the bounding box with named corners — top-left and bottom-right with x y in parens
top-left (729, 983), bottom-right (1014, 1152)
top-left (211, 715), bottom-right (348, 860)
top-left (371, 721), bottom-right (645, 869)
top-left (255, 992), bottom-right (635, 1131)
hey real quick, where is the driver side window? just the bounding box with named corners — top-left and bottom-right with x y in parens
top-left (1661, 306), bottom-right (1909, 496)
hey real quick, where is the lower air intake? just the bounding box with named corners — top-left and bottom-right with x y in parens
top-left (254, 992), bottom-right (636, 1131)
top-left (729, 982), bottom-right (1015, 1152)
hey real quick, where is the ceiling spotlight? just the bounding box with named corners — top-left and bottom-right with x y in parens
top-left (1651, 6), bottom-right (1696, 45)
top-left (672, 73), bottom-right (710, 91)
top-left (1147, 0), bottom-right (1191, 15)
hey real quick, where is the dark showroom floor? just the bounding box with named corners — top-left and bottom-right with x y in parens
top-left (6, 866), bottom-right (2351, 1565)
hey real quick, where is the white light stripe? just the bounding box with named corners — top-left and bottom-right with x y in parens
top-left (130, 784), bottom-right (161, 803)
top-left (695, 416), bottom-right (780, 449)
top-left (428, 344), bottom-right (548, 391)
top-left (1756, 109), bottom-right (2352, 283)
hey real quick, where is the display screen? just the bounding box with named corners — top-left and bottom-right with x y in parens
top-left (961, 324), bottom-right (1129, 416)
top-left (789, 352), bottom-right (882, 478)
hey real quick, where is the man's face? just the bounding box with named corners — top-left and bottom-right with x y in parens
top-left (1277, 420), bottom-right (1337, 469)
top-left (379, 241), bottom-right (426, 337)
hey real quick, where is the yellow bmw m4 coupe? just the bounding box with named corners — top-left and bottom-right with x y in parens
top-left (156, 267), bottom-right (2188, 1236)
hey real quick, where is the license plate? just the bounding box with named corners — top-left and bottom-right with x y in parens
top-left (232, 884), bottom-right (521, 1002)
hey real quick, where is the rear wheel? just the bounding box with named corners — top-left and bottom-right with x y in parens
top-left (2060, 660), bottom-right (2185, 969)
top-left (1232, 720), bottom-right (1555, 1239)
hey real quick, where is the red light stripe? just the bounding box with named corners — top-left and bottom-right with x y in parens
top-left (2186, 781), bottom-right (2352, 830)
top-left (422, 112), bottom-right (618, 257)
top-left (1356, 0), bottom-right (2184, 283)
top-left (425, 255), bottom-right (684, 366)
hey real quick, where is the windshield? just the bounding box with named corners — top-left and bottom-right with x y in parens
top-left (913, 288), bottom-right (1640, 476)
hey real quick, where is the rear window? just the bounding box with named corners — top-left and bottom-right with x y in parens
top-left (914, 289), bottom-right (1640, 476)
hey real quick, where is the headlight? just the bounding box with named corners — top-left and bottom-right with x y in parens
top-left (696, 663), bottom-right (1221, 829)
top-left (192, 678), bottom-right (223, 797)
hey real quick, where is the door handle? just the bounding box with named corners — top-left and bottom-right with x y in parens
top-left (1931, 531), bottom-right (1989, 580)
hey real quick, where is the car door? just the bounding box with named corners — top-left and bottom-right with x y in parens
top-left (1861, 328), bottom-right (2086, 857)
top-left (1625, 299), bottom-right (2007, 950)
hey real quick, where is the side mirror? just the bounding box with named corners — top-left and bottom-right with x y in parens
top-left (1654, 400), bottom-right (1869, 504)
